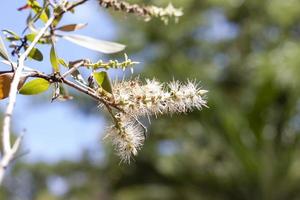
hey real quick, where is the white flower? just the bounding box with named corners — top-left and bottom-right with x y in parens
top-left (179, 80), bottom-right (207, 111)
top-left (104, 114), bottom-right (144, 163)
top-left (112, 78), bottom-right (207, 116)
top-left (105, 78), bottom-right (208, 162)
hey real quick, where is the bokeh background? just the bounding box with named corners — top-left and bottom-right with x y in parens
top-left (1, 0), bottom-right (300, 199)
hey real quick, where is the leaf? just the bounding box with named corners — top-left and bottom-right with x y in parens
top-left (26, 33), bottom-right (50, 44)
top-left (0, 73), bottom-right (13, 99)
top-left (28, 47), bottom-right (43, 61)
top-left (25, 33), bottom-right (36, 42)
top-left (53, 5), bottom-right (66, 27)
top-left (62, 34), bottom-right (125, 54)
top-left (0, 35), bottom-right (10, 61)
top-left (56, 23), bottom-right (87, 32)
top-left (45, 6), bottom-right (51, 20)
top-left (27, 0), bottom-right (48, 23)
top-left (93, 71), bottom-right (112, 93)
top-left (58, 58), bottom-right (68, 67)
top-left (19, 78), bottom-right (50, 95)
top-left (2, 29), bottom-right (20, 41)
top-left (0, 73), bottom-right (27, 99)
top-left (50, 45), bottom-right (59, 72)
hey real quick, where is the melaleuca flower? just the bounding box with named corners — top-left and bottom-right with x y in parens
top-left (111, 78), bottom-right (207, 117)
top-left (168, 80), bottom-right (208, 113)
top-left (104, 114), bottom-right (144, 163)
top-left (104, 78), bottom-right (207, 162)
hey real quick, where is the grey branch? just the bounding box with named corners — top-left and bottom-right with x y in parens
top-left (0, 16), bottom-right (55, 185)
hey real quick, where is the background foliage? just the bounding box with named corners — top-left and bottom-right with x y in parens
top-left (2, 0), bottom-right (300, 199)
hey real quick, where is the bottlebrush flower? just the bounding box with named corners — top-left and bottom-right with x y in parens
top-left (112, 78), bottom-right (207, 117)
top-left (104, 114), bottom-right (145, 163)
top-left (104, 78), bottom-right (207, 162)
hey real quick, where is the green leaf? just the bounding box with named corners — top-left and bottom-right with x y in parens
top-left (45, 6), bottom-right (51, 19)
top-left (0, 35), bottom-right (10, 61)
top-left (52, 14), bottom-right (63, 28)
top-left (50, 45), bottom-right (59, 72)
top-left (53, 6), bottom-right (64, 27)
top-left (25, 33), bottom-right (36, 42)
top-left (27, 0), bottom-right (48, 23)
top-left (19, 78), bottom-right (50, 95)
top-left (28, 47), bottom-right (43, 61)
top-left (2, 29), bottom-right (20, 41)
top-left (26, 33), bottom-right (50, 44)
top-left (58, 58), bottom-right (68, 67)
top-left (93, 71), bottom-right (112, 93)
top-left (38, 11), bottom-right (49, 23)
top-left (62, 34), bottom-right (125, 54)
top-left (56, 23), bottom-right (87, 32)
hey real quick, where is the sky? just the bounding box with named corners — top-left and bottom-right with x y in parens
top-left (0, 0), bottom-right (119, 163)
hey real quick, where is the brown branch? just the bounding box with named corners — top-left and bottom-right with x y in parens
top-left (26, 70), bottom-right (122, 111)
top-left (61, 77), bottom-right (122, 111)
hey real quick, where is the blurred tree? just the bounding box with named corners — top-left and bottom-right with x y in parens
top-left (2, 0), bottom-right (300, 199)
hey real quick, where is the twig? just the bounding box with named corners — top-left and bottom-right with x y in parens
top-left (16, 69), bottom-right (122, 112)
top-left (56, 0), bottom-right (89, 17)
top-left (62, 59), bottom-right (87, 78)
top-left (61, 77), bottom-right (122, 111)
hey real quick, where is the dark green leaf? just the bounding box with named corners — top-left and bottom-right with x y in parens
top-left (0, 35), bottom-right (10, 61)
top-left (50, 45), bottom-right (59, 72)
top-left (56, 23), bottom-right (87, 32)
top-left (28, 47), bottom-right (43, 61)
top-left (93, 71), bottom-right (112, 93)
top-left (19, 78), bottom-right (50, 95)
top-left (53, 6), bottom-right (64, 27)
top-left (62, 34), bottom-right (125, 54)
top-left (52, 15), bottom-right (63, 28)
top-left (45, 6), bottom-right (51, 19)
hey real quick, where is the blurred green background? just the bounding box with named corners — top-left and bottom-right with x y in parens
top-left (2, 0), bottom-right (300, 199)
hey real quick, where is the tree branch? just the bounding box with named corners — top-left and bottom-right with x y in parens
top-left (0, 16), bottom-right (55, 185)
top-left (0, 0), bottom-right (91, 184)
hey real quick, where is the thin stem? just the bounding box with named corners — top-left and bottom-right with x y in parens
top-left (62, 59), bottom-right (87, 78)
top-left (62, 77), bottom-right (100, 101)
top-left (61, 77), bottom-right (122, 111)
top-left (56, 0), bottom-right (89, 17)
